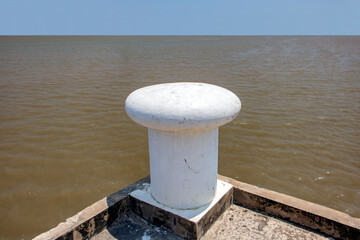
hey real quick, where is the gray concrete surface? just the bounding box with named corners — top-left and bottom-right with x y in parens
top-left (34, 176), bottom-right (359, 240)
top-left (202, 204), bottom-right (332, 240)
top-left (92, 204), bottom-right (333, 240)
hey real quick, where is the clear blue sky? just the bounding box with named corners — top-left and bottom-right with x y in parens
top-left (1, 0), bottom-right (359, 35)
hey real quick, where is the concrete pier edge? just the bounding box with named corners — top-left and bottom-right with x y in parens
top-left (33, 176), bottom-right (150, 240)
top-left (34, 175), bottom-right (360, 240)
top-left (218, 175), bottom-right (360, 239)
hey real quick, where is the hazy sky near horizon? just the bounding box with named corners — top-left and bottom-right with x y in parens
top-left (1, 0), bottom-right (359, 35)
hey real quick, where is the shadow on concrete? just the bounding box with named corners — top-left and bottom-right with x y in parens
top-left (98, 176), bottom-right (183, 239)
top-left (103, 211), bottom-right (183, 240)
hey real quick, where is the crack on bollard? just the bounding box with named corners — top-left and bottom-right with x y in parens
top-left (184, 159), bottom-right (200, 174)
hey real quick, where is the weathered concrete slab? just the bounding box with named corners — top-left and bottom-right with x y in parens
top-left (202, 204), bottom-right (332, 240)
top-left (34, 175), bottom-right (360, 240)
top-left (218, 175), bottom-right (360, 239)
top-left (93, 204), bottom-right (333, 240)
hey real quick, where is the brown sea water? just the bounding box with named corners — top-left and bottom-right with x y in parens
top-left (0, 36), bottom-right (359, 239)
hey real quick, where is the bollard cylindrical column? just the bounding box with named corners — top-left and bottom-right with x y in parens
top-left (125, 82), bottom-right (241, 209)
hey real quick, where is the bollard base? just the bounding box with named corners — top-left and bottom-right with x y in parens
top-left (129, 180), bottom-right (233, 239)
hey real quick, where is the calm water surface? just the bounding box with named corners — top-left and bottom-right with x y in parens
top-left (0, 36), bottom-right (359, 239)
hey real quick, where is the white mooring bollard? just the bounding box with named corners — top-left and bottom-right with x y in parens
top-left (125, 82), bottom-right (241, 209)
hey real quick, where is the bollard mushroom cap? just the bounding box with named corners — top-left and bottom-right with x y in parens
top-left (125, 82), bottom-right (241, 132)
